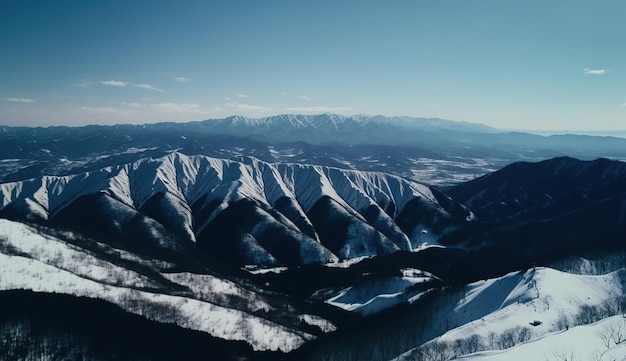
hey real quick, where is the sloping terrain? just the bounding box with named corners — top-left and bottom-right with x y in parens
top-left (0, 218), bottom-right (342, 352)
top-left (0, 152), bottom-right (471, 266)
top-left (292, 254), bottom-right (626, 361)
top-left (457, 315), bottom-right (626, 361)
top-left (396, 266), bottom-right (626, 360)
top-left (420, 157), bottom-right (626, 281)
top-left (0, 290), bottom-right (284, 361)
top-left (448, 156), bottom-right (626, 220)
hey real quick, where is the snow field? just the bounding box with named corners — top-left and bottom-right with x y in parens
top-left (458, 315), bottom-right (626, 361)
top-left (0, 219), bottom-right (313, 351)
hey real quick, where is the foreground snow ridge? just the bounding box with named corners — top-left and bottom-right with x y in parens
top-left (457, 316), bottom-right (626, 361)
top-left (395, 267), bottom-right (626, 360)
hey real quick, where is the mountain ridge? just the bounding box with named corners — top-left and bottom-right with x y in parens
top-left (0, 152), bottom-right (472, 266)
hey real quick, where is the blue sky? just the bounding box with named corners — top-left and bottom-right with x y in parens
top-left (1, 0), bottom-right (626, 131)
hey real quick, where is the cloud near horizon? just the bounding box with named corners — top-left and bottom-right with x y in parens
top-left (285, 106), bottom-right (352, 113)
top-left (583, 68), bottom-right (606, 75)
top-left (78, 106), bottom-right (121, 114)
top-left (121, 102), bottom-right (143, 108)
top-left (151, 102), bottom-right (204, 114)
top-left (173, 76), bottom-right (191, 82)
top-left (3, 98), bottom-right (35, 103)
top-left (226, 102), bottom-right (272, 112)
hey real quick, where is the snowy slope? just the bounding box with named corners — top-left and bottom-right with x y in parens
top-left (394, 267), bottom-right (626, 360)
top-left (0, 152), bottom-right (472, 265)
top-left (457, 316), bottom-right (626, 361)
top-left (0, 218), bottom-right (330, 352)
top-left (327, 269), bottom-right (435, 315)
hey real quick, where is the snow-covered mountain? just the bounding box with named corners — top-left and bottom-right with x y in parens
top-left (394, 265), bottom-right (626, 361)
top-left (291, 250), bottom-right (626, 360)
top-left (3, 116), bottom-right (626, 360)
top-left (0, 152), bottom-right (472, 266)
top-left (172, 113), bottom-right (497, 144)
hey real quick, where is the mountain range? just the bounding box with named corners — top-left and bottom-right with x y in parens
top-left (1, 114), bottom-right (626, 360)
top-left (3, 113), bottom-right (626, 186)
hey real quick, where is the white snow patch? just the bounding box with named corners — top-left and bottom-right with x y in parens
top-left (327, 275), bottom-right (433, 315)
top-left (299, 314), bottom-right (337, 333)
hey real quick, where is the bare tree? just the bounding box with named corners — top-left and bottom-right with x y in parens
top-left (598, 326), bottom-right (613, 349)
top-left (465, 334), bottom-right (483, 354)
top-left (550, 349), bottom-right (576, 361)
top-left (610, 320), bottom-right (626, 345)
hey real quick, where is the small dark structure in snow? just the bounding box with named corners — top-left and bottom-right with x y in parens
top-left (529, 320), bottom-right (542, 327)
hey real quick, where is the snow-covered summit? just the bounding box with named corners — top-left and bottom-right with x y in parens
top-left (191, 113), bottom-right (496, 144)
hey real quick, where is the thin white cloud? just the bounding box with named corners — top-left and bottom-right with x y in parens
top-left (72, 79), bottom-right (93, 88)
top-left (583, 68), bottom-right (606, 75)
top-left (99, 80), bottom-right (165, 92)
top-left (79, 106), bottom-right (121, 114)
top-left (152, 102), bottom-right (204, 114)
top-left (285, 106), bottom-right (352, 113)
top-left (53, 94), bottom-right (72, 100)
top-left (132, 83), bottom-right (165, 92)
top-left (226, 102), bottom-right (272, 112)
top-left (173, 76), bottom-right (191, 83)
top-left (100, 80), bottom-right (128, 87)
top-left (237, 94), bottom-right (249, 98)
top-left (3, 97), bottom-right (35, 103)
top-left (618, 103), bottom-right (626, 108)
top-left (121, 102), bottom-right (143, 108)
top-left (296, 95), bottom-right (311, 101)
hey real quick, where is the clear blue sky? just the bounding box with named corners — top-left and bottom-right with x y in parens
top-left (1, 0), bottom-right (626, 131)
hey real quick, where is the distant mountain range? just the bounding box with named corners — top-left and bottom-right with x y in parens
top-left (3, 113), bottom-right (626, 186)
